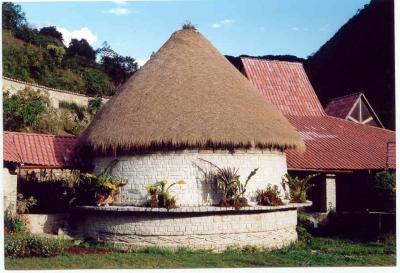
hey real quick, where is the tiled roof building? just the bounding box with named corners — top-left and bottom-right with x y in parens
top-left (241, 57), bottom-right (395, 171)
top-left (3, 131), bottom-right (77, 168)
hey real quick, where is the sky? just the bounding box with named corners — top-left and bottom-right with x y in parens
top-left (19, 0), bottom-right (370, 66)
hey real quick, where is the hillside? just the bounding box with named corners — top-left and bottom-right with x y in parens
top-left (2, 2), bottom-right (137, 97)
top-left (305, 0), bottom-right (395, 129)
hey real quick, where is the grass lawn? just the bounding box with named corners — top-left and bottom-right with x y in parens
top-left (5, 236), bottom-right (396, 269)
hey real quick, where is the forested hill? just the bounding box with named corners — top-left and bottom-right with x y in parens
top-left (305, 0), bottom-right (395, 130)
top-left (2, 2), bottom-right (137, 97)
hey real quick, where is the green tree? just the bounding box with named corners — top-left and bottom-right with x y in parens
top-left (83, 68), bottom-right (114, 96)
top-left (47, 44), bottom-right (65, 66)
top-left (67, 38), bottom-right (96, 61)
top-left (39, 26), bottom-right (63, 42)
top-left (97, 41), bottom-right (138, 85)
top-left (2, 2), bottom-right (26, 32)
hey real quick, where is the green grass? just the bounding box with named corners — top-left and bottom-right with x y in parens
top-left (5, 236), bottom-right (396, 269)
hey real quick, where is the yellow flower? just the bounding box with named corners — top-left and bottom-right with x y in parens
top-left (176, 180), bottom-right (187, 185)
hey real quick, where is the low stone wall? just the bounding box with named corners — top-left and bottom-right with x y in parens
top-left (72, 203), bottom-right (310, 251)
top-left (2, 77), bottom-right (109, 108)
top-left (23, 214), bottom-right (68, 235)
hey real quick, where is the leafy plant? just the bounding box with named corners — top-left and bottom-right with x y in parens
top-left (146, 179), bottom-right (186, 209)
top-left (16, 193), bottom-right (37, 214)
top-left (371, 169), bottom-right (395, 211)
top-left (4, 210), bottom-right (28, 234)
top-left (5, 234), bottom-right (64, 257)
top-left (182, 21), bottom-right (197, 30)
top-left (198, 158), bottom-right (258, 209)
top-left (88, 97), bottom-right (103, 114)
top-left (3, 88), bottom-right (49, 131)
top-left (80, 160), bottom-right (128, 206)
top-left (257, 184), bottom-right (284, 206)
top-left (282, 173), bottom-right (318, 203)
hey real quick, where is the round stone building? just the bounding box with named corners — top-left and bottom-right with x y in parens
top-left (75, 28), bottom-right (308, 251)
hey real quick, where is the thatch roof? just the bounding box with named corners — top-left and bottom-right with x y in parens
top-left (78, 29), bottom-right (304, 154)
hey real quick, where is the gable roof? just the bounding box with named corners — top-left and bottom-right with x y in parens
top-left (3, 131), bottom-right (77, 168)
top-left (241, 58), bottom-right (395, 171)
top-left (325, 93), bottom-right (361, 119)
top-left (79, 30), bottom-right (304, 153)
top-left (241, 58), bottom-right (326, 117)
top-left (325, 92), bottom-right (384, 128)
top-left (286, 116), bottom-right (395, 170)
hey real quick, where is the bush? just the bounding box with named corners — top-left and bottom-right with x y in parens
top-left (5, 234), bottom-right (64, 257)
top-left (16, 193), bottom-right (37, 214)
top-left (3, 88), bottom-right (49, 131)
top-left (296, 226), bottom-right (312, 244)
top-left (371, 169), bottom-right (395, 211)
top-left (88, 97), bottom-right (103, 114)
top-left (258, 184), bottom-right (284, 206)
top-left (282, 173), bottom-right (318, 203)
top-left (4, 210), bottom-right (27, 234)
top-left (83, 68), bottom-right (115, 96)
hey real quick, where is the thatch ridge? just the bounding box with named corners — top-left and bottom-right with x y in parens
top-left (79, 29), bottom-right (305, 153)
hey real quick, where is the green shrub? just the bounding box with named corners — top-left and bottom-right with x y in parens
top-left (3, 88), bottom-right (49, 131)
top-left (297, 211), bottom-right (315, 231)
top-left (16, 193), bottom-right (37, 214)
top-left (182, 21), bottom-right (197, 30)
top-left (4, 210), bottom-right (27, 234)
top-left (282, 173), bottom-right (318, 203)
top-left (58, 100), bottom-right (86, 120)
top-left (296, 226), bottom-right (312, 244)
top-left (372, 169), bottom-right (395, 211)
top-left (5, 234), bottom-right (64, 257)
top-left (88, 97), bottom-right (103, 114)
top-left (83, 68), bottom-right (114, 96)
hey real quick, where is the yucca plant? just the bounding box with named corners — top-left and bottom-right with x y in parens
top-left (282, 173), bottom-right (318, 203)
top-left (198, 158), bottom-right (258, 209)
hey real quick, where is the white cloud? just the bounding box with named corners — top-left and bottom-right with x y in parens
top-left (211, 23), bottom-right (221, 29)
top-left (137, 58), bottom-right (149, 67)
top-left (103, 7), bottom-right (131, 15)
top-left (110, 0), bottom-right (128, 5)
top-left (210, 19), bottom-right (235, 29)
top-left (56, 26), bottom-right (98, 46)
top-left (290, 27), bottom-right (309, 32)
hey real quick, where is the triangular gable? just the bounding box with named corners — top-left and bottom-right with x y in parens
top-left (326, 93), bottom-right (384, 128)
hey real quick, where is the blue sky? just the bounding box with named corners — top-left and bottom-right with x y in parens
top-left (20, 0), bottom-right (370, 65)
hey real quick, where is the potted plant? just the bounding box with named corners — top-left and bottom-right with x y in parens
top-left (80, 160), bottom-right (128, 206)
top-left (146, 179), bottom-right (186, 209)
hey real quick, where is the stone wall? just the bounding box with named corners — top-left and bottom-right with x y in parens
top-left (72, 207), bottom-right (299, 251)
top-left (94, 149), bottom-right (288, 206)
top-left (23, 214), bottom-right (67, 235)
top-left (3, 168), bottom-right (17, 213)
top-left (2, 77), bottom-right (108, 108)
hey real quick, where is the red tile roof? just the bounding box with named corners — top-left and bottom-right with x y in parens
top-left (3, 131), bottom-right (77, 168)
top-left (387, 142), bottom-right (396, 169)
top-left (241, 58), bottom-right (326, 116)
top-left (242, 58), bottom-right (396, 171)
top-left (325, 93), bottom-right (361, 119)
top-left (286, 116), bottom-right (395, 170)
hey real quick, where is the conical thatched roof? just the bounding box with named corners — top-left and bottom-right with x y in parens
top-left (79, 29), bottom-right (304, 154)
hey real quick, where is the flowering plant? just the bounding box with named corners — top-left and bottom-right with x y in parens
top-left (146, 179), bottom-right (186, 209)
top-left (80, 160), bottom-right (128, 205)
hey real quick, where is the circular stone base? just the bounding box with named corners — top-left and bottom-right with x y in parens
top-left (72, 203), bottom-right (311, 252)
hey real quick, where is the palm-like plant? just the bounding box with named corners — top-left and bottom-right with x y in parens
top-left (198, 158), bottom-right (258, 209)
top-left (282, 173), bottom-right (318, 203)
